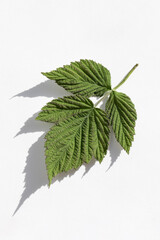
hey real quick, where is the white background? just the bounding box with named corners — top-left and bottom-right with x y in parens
top-left (0, 0), bottom-right (160, 239)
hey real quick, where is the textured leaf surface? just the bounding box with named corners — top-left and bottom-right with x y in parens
top-left (42, 59), bottom-right (111, 97)
top-left (105, 91), bottom-right (137, 153)
top-left (41, 96), bottom-right (110, 185)
top-left (36, 95), bottom-right (93, 123)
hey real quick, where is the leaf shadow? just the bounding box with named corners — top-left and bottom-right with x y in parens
top-left (12, 81), bottom-right (95, 215)
top-left (13, 112), bottom-right (97, 215)
top-left (13, 82), bottom-right (122, 215)
top-left (13, 127), bottom-right (79, 215)
top-left (11, 80), bottom-right (70, 99)
top-left (108, 130), bottom-right (123, 170)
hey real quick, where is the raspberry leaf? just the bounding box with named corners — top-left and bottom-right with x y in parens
top-left (105, 91), bottom-right (137, 153)
top-left (42, 59), bottom-right (111, 97)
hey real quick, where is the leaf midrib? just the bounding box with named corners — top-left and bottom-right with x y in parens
top-left (48, 109), bottom-right (94, 166)
top-left (112, 92), bottom-right (128, 147)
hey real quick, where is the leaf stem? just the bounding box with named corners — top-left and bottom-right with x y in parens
top-left (94, 90), bottom-right (112, 107)
top-left (94, 63), bottom-right (138, 107)
top-left (113, 64), bottom-right (138, 90)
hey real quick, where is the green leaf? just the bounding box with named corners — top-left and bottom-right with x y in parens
top-left (105, 91), bottom-right (137, 153)
top-left (36, 62), bottom-right (139, 186)
top-left (42, 59), bottom-right (111, 97)
top-left (39, 96), bottom-right (110, 185)
top-left (36, 95), bottom-right (94, 123)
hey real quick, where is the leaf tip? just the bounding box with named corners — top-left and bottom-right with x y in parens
top-left (41, 72), bottom-right (47, 76)
top-left (126, 147), bottom-right (130, 154)
top-left (48, 179), bottom-right (52, 187)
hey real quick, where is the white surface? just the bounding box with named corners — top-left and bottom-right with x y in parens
top-left (0, 0), bottom-right (160, 239)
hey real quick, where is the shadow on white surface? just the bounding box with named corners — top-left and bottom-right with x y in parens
top-left (13, 81), bottom-right (122, 215)
top-left (11, 80), bottom-right (70, 99)
top-left (108, 131), bottom-right (123, 170)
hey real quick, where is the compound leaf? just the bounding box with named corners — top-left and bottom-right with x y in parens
top-left (105, 91), bottom-right (137, 153)
top-left (36, 61), bottom-right (139, 186)
top-left (42, 59), bottom-right (111, 97)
